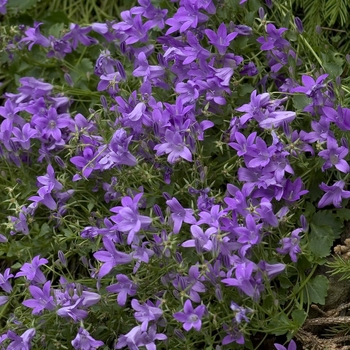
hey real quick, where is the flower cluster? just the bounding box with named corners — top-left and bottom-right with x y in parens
top-left (0, 0), bottom-right (349, 348)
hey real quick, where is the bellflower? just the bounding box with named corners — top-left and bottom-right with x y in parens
top-left (6, 329), bottom-right (36, 350)
top-left (22, 281), bottom-right (56, 314)
top-left (274, 340), bottom-right (297, 350)
top-left (106, 274), bottom-right (138, 306)
top-left (276, 229), bottom-right (302, 262)
top-left (318, 137), bottom-right (349, 172)
top-left (0, 268), bottom-right (13, 293)
top-left (93, 237), bottom-right (133, 278)
top-left (205, 23), bottom-right (238, 55)
top-left (166, 197), bottom-right (196, 233)
top-left (56, 298), bottom-right (88, 322)
top-left (0, 0), bottom-right (7, 15)
top-left (15, 255), bottom-right (48, 284)
top-left (62, 24), bottom-right (98, 49)
top-left (71, 328), bottom-right (104, 350)
top-left (257, 24), bottom-right (290, 51)
top-left (222, 321), bottom-right (245, 345)
top-left (173, 299), bottom-right (206, 331)
top-left (138, 325), bottom-right (167, 350)
top-left (20, 22), bottom-right (50, 50)
top-left (154, 129), bottom-right (193, 164)
top-left (318, 180), bottom-right (350, 208)
top-left (131, 299), bottom-right (163, 331)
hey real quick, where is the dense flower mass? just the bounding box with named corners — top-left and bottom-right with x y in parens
top-left (0, 0), bottom-right (349, 348)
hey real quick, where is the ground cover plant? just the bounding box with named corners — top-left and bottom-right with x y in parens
top-left (2, 0), bottom-right (350, 349)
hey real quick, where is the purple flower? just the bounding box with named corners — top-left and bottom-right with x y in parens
top-left (0, 268), bottom-right (13, 293)
top-left (32, 107), bottom-right (73, 141)
top-left (15, 255), bottom-right (48, 284)
top-left (106, 274), bottom-right (138, 306)
top-left (93, 237), bottom-right (133, 278)
top-left (131, 299), bottom-right (163, 331)
top-left (70, 146), bottom-right (101, 178)
top-left (222, 321), bottom-right (245, 345)
top-left (22, 281), bottom-right (56, 314)
top-left (110, 193), bottom-right (152, 245)
top-left (166, 197), bottom-right (196, 234)
top-left (139, 325), bottom-right (167, 349)
top-left (173, 299), bottom-right (206, 331)
top-left (115, 326), bottom-right (142, 349)
top-left (71, 327), bottom-right (104, 350)
top-left (318, 137), bottom-right (349, 172)
top-left (222, 262), bottom-right (261, 300)
top-left (318, 180), bottom-right (350, 208)
top-left (0, 0), bottom-right (7, 15)
top-left (182, 225), bottom-right (216, 252)
top-left (274, 340), bottom-right (297, 350)
top-left (11, 123), bottom-right (37, 150)
top-left (230, 302), bottom-right (252, 323)
top-left (62, 24), bottom-right (98, 49)
top-left (205, 23), bottom-right (238, 55)
top-left (0, 296), bottom-right (8, 306)
top-left (154, 129), bottom-right (193, 164)
top-left (276, 229), bottom-right (302, 262)
top-left (20, 22), bottom-right (50, 50)
top-left (56, 298), bottom-right (88, 322)
top-left (7, 328), bottom-right (36, 350)
top-left (257, 24), bottom-right (290, 51)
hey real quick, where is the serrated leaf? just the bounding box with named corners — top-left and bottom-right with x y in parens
top-left (335, 208), bottom-right (350, 220)
top-left (312, 211), bottom-right (342, 239)
top-left (303, 275), bottom-right (329, 305)
top-left (48, 23), bottom-right (65, 37)
top-left (309, 223), bottom-right (334, 258)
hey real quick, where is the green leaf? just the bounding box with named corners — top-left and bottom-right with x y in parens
top-left (335, 208), bottom-right (350, 220)
top-left (324, 62), bottom-right (343, 79)
top-left (293, 94), bottom-right (311, 111)
top-left (303, 275), bottom-right (329, 305)
top-left (48, 23), bottom-right (65, 37)
top-left (238, 84), bottom-right (254, 97)
top-left (7, 0), bottom-right (39, 11)
top-left (292, 309), bottom-right (307, 327)
top-left (312, 211), bottom-right (342, 239)
top-left (309, 223), bottom-right (334, 258)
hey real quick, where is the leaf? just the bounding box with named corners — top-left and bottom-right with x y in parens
top-left (292, 309), bottom-right (307, 327)
top-left (7, 0), bottom-right (39, 12)
top-left (312, 211), bottom-right (343, 239)
top-left (335, 208), bottom-right (350, 220)
top-left (309, 223), bottom-right (334, 258)
top-left (324, 62), bottom-right (343, 79)
top-left (293, 95), bottom-right (311, 111)
top-left (303, 275), bottom-right (329, 305)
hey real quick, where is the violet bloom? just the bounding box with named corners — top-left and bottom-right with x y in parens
top-left (56, 298), bottom-right (88, 322)
top-left (139, 325), bottom-right (167, 350)
top-left (71, 327), bottom-right (104, 350)
top-left (131, 299), bottom-right (163, 331)
top-left (257, 24), bottom-right (290, 50)
top-left (291, 74), bottom-right (328, 105)
top-left (110, 193), bottom-right (152, 245)
top-left (0, 0), bottom-right (7, 15)
top-left (274, 340), bottom-right (297, 350)
top-left (9, 212), bottom-right (29, 235)
top-left (276, 228), bottom-right (302, 262)
top-left (106, 274), bottom-right (137, 306)
top-left (0, 268), bottom-right (13, 293)
top-left (37, 164), bottom-right (63, 191)
top-left (205, 23), bottom-right (238, 55)
top-left (154, 129), bottom-right (192, 164)
top-left (236, 90), bottom-right (270, 125)
top-left (62, 24), bottom-right (98, 49)
top-left (93, 236), bottom-right (133, 278)
top-left (22, 281), bottom-right (56, 314)
top-left (166, 197), bottom-right (196, 234)
top-left (115, 326), bottom-right (142, 349)
top-left (15, 255), bottom-right (48, 284)
top-left (11, 123), bottom-right (37, 150)
top-left (173, 299), bottom-right (206, 331)
top-left (222, 262), bottom-right (261, 300)
top-left (222, 321), bottom-right (245, 345)
top-left (20, 22), bottom-right (50, 50)
top-left (32, 107), bottom-right (73, 141)
top-left (182, 225), bottom-right (216, 252)
top-left (318, 137), bottom-right (349, 173)
top-left (70, 146), bottom-right (101, 178)
top-left (7, 328), bottom-right (36, 350)
top-left (318, 180), bottom-right (350, 208)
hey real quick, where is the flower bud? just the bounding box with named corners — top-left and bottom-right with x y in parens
top-left (294, 17), bottom-right (304, 33)
top-left (58, 250), bottom-right (67, 267)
